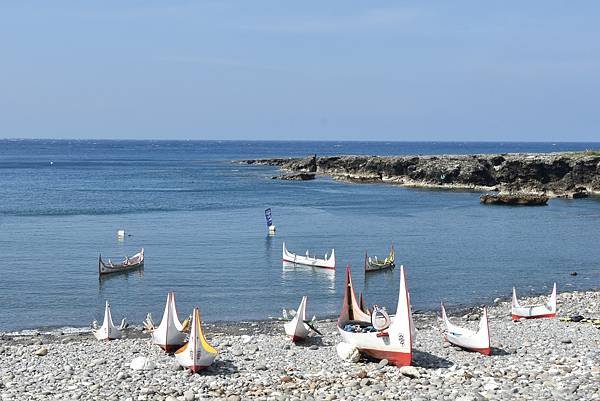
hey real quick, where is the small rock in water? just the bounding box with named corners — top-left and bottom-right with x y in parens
top-left (569, 271), bottom-right (577, 276)
top-left (399, 366), bottom-right (420, 379)
top-left (34, 347), bottom-right (48, 356)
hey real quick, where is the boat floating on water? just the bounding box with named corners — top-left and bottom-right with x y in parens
top-left (364, 244), bottom-right (395, 272)
top-left (150, 292), bottom-right (188, 352)
top-left (441, 303), bottom-right (491, 355)
top-left (174, 307), bottom-right (218, 373)
top-left (511, 283), bottom-right (557, 320)
top-left (93, 301), bottom-right (122, 341)
top-left (337, 265), bottom-right (415, 366)
top-left (98, 248), bottom-right (144, 276)
top-left (282, 242), bottom-right (335, 269)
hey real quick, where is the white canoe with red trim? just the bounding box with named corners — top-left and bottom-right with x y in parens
top-left (511, 283), bottom-right (557, 320)
top-left (441, 303), bottom-right (491, 355)
top-left (337, 265), bottom-right (414, 367)
top-left (282, 242), bottom-right (335, 269)
top-left (151, 292), bottom-right (187, 352)
top-left (174, 307), bottom-right (217, 373)
top-left (284, 296), bottom-right (310, 342)
top-left (93, 301), bottom-right (121, 341)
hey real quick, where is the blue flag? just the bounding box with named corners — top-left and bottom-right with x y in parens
top-left (265, 208), bottom-right (273, 227)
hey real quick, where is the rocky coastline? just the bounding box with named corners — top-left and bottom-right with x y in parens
top-left (241, 152), bottom-right (600, 199)
top-left (1, 290), bottom-right (598, 401)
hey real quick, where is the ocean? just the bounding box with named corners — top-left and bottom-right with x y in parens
top-left (0, 140), bottom-right (599, 331)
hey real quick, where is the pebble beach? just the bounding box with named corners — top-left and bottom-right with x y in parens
top-left (1, 290), bottom-right (598, 401)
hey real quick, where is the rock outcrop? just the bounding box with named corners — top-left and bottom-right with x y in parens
top-left (480, 193), bottom-right (549, 206)
top-left (240, 152), bottom-right (600, 198)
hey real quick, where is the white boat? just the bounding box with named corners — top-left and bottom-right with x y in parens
top-left (337, 265), bottom-right (414, 366)
top-left (93, 301), bottom-right (122, 341)
top-left (284, 296), bottom-right (310, 342)
top-left (511, 283), bottom-right (557, 320)
top-left (441, 303), bottom-right (491, 355)
top-left (282, 242), bottom-right (335, 269)
top-left (151, 292), bottom-right (187, 352)
top-left (174, 307), bottom-right (217, 373)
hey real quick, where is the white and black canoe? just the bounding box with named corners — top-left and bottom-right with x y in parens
top-left (98, 248), bottom-right (144, 276)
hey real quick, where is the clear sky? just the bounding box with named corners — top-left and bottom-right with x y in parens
top-left (1, 1), bottom-right (599, 141)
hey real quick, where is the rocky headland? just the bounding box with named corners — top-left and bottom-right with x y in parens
top-left (241, 152), bottom-right (600, 199)
top-left (0, 290), bottom-right (598, 401)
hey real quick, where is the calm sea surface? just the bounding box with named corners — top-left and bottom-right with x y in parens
top-left (0, 140), bottom-right (599, 331)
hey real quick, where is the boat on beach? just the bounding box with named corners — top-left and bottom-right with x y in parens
top-left (282, 242), bottom-right (335, 269)
top-left (364, 244), bottom-right (395, 272)
top-left (284, 296), bottom-right (311, 342)
top-left (150, 292), bottom-right (188, 352)
top-left (98, 248), bottom-right (144, 276)
top-left (174, 307), bottom-right (218, 373)
top-left (93, 301), bottom-right (122, 341)
top-left (441, 303), bottom-right (491, 355)
top-left (511, 283), bottom-right (557, 320)
top-left (337, 265), bottom-right (415, 366)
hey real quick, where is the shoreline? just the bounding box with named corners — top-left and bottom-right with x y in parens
top-left (1, 289), bottom-right (598, 400)
top-left (239, 152), bottom-right (600, 199)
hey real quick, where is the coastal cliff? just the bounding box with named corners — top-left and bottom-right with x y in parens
top-left (241, 152), bottom-right (600, 198)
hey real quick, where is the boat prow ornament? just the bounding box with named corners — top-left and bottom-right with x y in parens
top-left (371, 305), bottom-right (391, 332)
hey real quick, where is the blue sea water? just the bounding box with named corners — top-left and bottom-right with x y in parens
top-left (0, 140), bottom-right (599, 331)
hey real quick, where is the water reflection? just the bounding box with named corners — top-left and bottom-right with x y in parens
top-left (281, 262), bottom-right (336, 293)
top-left (98, 268), bottom-right (145, 291)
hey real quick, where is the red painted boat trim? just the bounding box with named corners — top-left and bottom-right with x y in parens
top-left (376, 332), bottom-right (389, 337)
top-left (290, 335), bottom-right (305, 343)
top-left (188, 364), bottom-right (210, 373)
top-left (361, 348), bottom-right (412, 367)
top-left (159, 343), bottom-right (183, 353)
top-left (282, 258), bottom-right (335, 269)
top-left (511, 313), bottom-right (556, 321)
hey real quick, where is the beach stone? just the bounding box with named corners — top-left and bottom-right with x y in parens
top-left (336, 342), bottom-right (360, 363)
top-left (560, 338), bottom-right (572, 344)
top-left (227, 396), bottom-right (241, 401)
top-left (231, 347), bottom-right (243, 356)
top-left (309, 345), bottom-right (318, 350)
top-left (241, 335), bottom-right (252, 344)
top-left (399, 366), bottom-right (420, 379)
top-left (165, 397), bottom-right (178, 401)
top-left (183, 389), bottom-right (195, 401)
top-left (377, 359), bottom-right (389, 368)
top-left (255, 363), bottom-right (267, 371)
top-left (34, 347), bottom-right (48, 356)
top-left (246, 344), bottom-right (259, 354)
top-left (130, 356), bottom-right (156, 371)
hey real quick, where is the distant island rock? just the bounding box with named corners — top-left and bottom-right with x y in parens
top-left (272, 172), bottom-right (316, 181)
top-left (240, 152), bottom-right (600, 199)
top-left (480, 193), bottom-right (549, 206)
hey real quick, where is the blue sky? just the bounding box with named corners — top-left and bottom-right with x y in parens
top-left (1, 1), bottom-right (599, 140)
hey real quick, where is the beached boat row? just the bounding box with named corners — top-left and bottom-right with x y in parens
top-left (93, 267), bottom-right (557, 372)
top-left (283, 265), bottom-right (558, 366)
top-left (94, 293), bottom-right (217, 372)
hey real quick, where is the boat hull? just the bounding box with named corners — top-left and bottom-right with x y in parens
top-left (98, 249), bottom-right (144, 276)
top-left (511, 284), bottom-right (557, 321)
top-left (284, 296), bottom-right (310, 342)
top-left (283, 243), bottom-right (335, 269)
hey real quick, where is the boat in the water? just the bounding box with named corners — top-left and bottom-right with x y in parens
top-left (150, 292), bottom-right (188, 352)
top-left (284, 296), bottom-right (311, 342)
top-left (511, 283), bottom-right (557, 320)
top-left (441, 303), bottom-right (491, 355)
top-left (93, 301), bottom-right (122, 341)
top-left (98, 248), bottom-right (144, 276)
top-left (364, 244), bottom-right (395, 272)
top-left (174, 307), bottom-right (218, 373)
top-left (282, 242), bottom-right (335, 269)
top-left (337, 265), bottom-right (415, 366)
